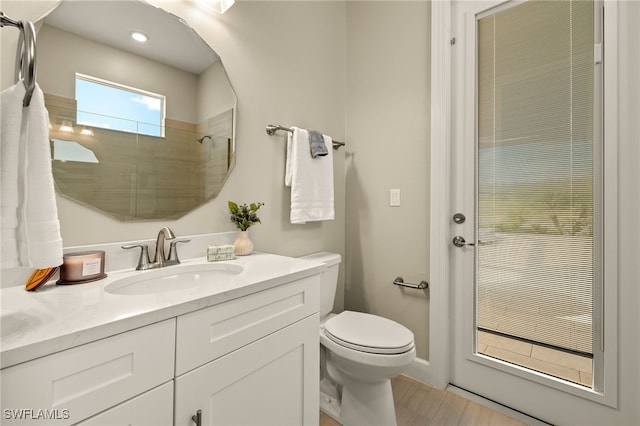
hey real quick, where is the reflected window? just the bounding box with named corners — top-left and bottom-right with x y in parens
top-left (52, 139), bottom-right (99, 163)
top-left (75, 73), bottom-right (165, 137)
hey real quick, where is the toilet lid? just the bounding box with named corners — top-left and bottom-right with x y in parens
top-left (324, 311), bottom-right (415, 354)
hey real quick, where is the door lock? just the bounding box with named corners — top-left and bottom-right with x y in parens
top-left (453, 236), bottom-right (475, 247)
top-left (452, 213), bottom-right (466, 224)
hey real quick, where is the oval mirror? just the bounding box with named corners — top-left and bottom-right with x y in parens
top-left (37, 0), bottom-right (237, 221)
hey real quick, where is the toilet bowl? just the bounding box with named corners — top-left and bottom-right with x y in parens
top-left (300, 253), bottom-right (416, 426)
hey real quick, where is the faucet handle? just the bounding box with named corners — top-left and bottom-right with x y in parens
top-left (167, 239), bottom-right (191, 264)
top-left (122, 244), bottom-right (151, 270)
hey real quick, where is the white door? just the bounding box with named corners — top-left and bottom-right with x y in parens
top-left (449, 1), bottom-right (619, 424)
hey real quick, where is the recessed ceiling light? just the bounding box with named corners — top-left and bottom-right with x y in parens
top-left (130, 31), bottom-right (148, 43)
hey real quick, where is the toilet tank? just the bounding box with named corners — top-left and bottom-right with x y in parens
top-left (299, 252), bottom-right (341, 317)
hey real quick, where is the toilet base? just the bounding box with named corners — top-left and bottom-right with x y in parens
top-left (319, 389), bottom-right (342, 423)
top-left (319, 376), bottom-right (398, 426)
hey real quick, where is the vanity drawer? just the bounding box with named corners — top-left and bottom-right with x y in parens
top-left (0, 319), bottom-right (176, 425)
top-left (175, 275), bottom-right (320, 375)
top-left (75, 382), bottom-right (173, 426)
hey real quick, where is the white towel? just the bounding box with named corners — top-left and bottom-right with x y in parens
top-left (285, 127), bottom-right (334, 224)
top-left (1, 81), bottom-right (63, 268)
top-left (1, 82), bottom-right (23, 268)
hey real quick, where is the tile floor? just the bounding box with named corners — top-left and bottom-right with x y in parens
top-left (478, 330), bottom-right (592, 386)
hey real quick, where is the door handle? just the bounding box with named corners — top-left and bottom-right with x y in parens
top-left (452, 236), bottom-right (475, 247)
top-left (192, 409), bottom-right (202, 426)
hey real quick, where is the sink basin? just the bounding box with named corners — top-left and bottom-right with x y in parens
top-left (105, 263), bottom-right (244, 296)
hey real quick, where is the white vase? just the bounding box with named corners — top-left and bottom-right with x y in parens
top-left (234, 230), bottom-right (254, 256)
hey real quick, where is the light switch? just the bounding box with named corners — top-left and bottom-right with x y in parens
top-left (390, 189), bottom-right (401, 207)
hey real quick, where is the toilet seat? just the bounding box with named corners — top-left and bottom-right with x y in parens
top-left (324, 311), bottom-right (414, 355)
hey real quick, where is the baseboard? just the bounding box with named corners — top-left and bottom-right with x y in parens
top-left (402, 357), bottom-right (447, 389)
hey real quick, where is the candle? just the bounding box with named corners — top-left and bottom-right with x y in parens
top-left (59, 251), bottom-right (106, 283)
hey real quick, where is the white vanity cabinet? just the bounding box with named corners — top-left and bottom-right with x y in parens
top-left (174, 276), bottom-right (320, 426)
top-left (1, 272), bottom-right (321, 426)
top-left (0, 319), bottom-right (176, 426)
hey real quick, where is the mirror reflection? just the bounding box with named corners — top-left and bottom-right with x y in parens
top-left (37, 0), bottom-right (237, 221)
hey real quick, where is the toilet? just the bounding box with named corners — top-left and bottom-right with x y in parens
top-left (301, 252), bottom-right (416, 426)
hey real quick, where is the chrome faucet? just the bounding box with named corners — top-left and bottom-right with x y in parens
top-left (122, 227), bottom-right (190, 270)
top-left (153, 226), bottom-right (176, 267)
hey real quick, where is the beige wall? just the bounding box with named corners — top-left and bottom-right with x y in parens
top-left (345, 1), bottom-right (431, 360)
top-left (197, 61), bottom-right (235, 122)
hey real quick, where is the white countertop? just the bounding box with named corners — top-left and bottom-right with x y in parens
top-left (0, 252), bottom-right (324, 369)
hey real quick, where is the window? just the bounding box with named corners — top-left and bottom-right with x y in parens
top-left (75, 74), bottom-right (165, 137)
top-left (475, 0), bottom-right (598, 384)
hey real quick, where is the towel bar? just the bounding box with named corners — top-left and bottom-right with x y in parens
top-left (0, 12), bottom-right (36, 107)
top-left (266, 124), bottom-right (345, 149)
top-left (393, 276), bottom-right (428, 290)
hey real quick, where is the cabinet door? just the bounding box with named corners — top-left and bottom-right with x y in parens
top-left (175, 314), bottom-right (319, 426)
top-left (75, 382), bottom-right (173, 426)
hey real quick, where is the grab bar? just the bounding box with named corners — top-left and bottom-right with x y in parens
top-left (393, 276), bottom-right (428, 290)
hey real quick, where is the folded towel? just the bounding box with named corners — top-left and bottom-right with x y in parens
top-left (308, 130), bottom-right (328, 158)
top-left (285, 127), bottom-right (334, 224)
top-left (1, 81), bottom-right (63, 269)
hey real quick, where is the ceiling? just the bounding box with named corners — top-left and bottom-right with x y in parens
top-left (42, 0), bottom-right (219, 75)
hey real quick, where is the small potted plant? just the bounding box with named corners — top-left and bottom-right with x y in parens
top-left (228, 201), bottom-right (263, 255)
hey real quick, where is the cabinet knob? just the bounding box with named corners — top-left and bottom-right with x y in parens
top-left (192, 409), bottom-right (202, 426)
